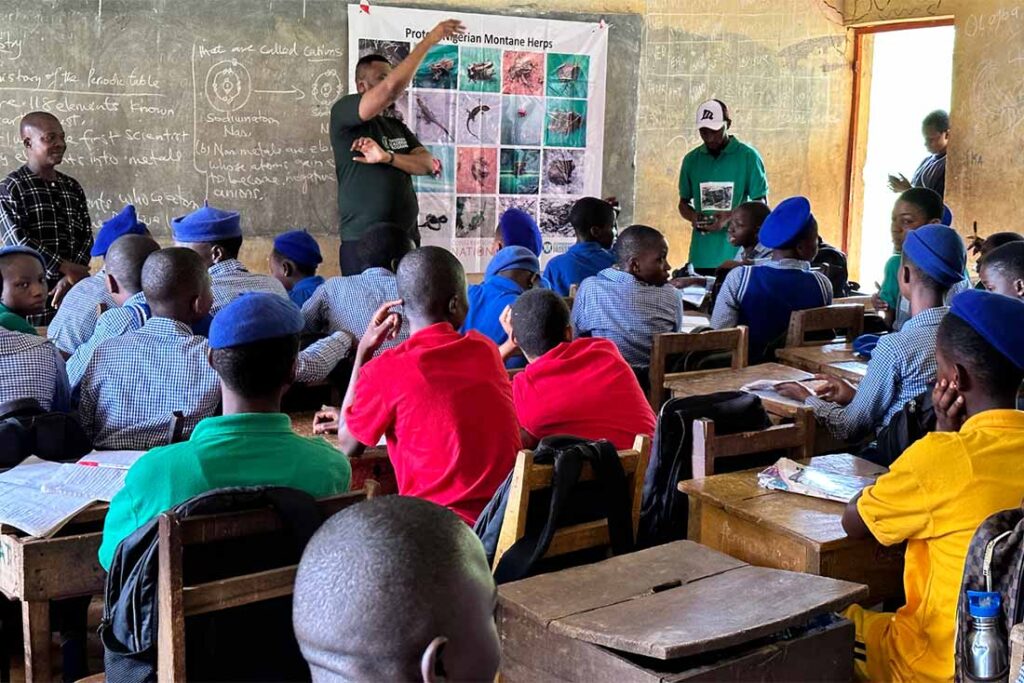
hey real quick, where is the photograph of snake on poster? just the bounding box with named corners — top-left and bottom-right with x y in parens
top-left (348, 4), bottom-right (608, 272)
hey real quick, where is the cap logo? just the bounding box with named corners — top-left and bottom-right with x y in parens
top-left (700, 109), bottom-right (715, 121)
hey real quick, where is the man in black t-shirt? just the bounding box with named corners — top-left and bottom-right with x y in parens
top-left (330, 19), bottom-right (465, 274)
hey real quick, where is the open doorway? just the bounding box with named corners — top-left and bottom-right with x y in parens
top-left (845, 22), bottom-right (955, 287)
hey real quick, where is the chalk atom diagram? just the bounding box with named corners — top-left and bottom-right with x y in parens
top-left (312, 69), bottom-right (343, 105)
top-left (205, 59), bottom-right (252, 112)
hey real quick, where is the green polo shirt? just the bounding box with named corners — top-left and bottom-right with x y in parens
top-left (99, 413), bottom-right (351, 569)
top-left (879, 253), bottom-right (902, 310)
top-left (678, 137), bottom-right (768, 269)
top-left (0, 303), bottom-right (36, 334)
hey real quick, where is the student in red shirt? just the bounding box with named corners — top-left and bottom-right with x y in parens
top-left (324, 246), bottom-right (521, 525)
top-left (506, 288), bottom-right (656, 450)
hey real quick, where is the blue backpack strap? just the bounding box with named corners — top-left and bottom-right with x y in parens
top-left (127, 303), bottom-right (151, 328)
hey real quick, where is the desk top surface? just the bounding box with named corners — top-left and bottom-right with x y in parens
top-left (776, 343), bottom-right (868, 380)
top-left (678, 454), bottom-right (887, 549)
top-left (664, 363), bottom-right (813, 412)
top-left (499, 540), bottom-right (867, 660)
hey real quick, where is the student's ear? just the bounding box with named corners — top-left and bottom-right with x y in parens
top-left (105, 273), bottom-right (120, 296)
top-left (901, 264), bottom-right (912, 285)
top-left (626, 256), bottom-right (640, 276)
top-left (1014, 279), bottom-right (1024, 300)
top-left (210, 244), bottom-right (225, 265)
top-left (953, 361), bottom-right (972, 393)
top-left (282, 260), bottom-right (294, 278)
top-left (419, 636), bottom-right (447, 683)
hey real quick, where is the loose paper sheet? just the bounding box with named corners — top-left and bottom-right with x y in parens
top-left (757, 457), bottom-right (878, 503)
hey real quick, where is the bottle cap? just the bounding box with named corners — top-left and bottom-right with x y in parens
top-left (968, 590), bottom-right (1002, 619)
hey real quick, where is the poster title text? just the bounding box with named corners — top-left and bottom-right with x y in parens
top-left (404, 28), bottom-right (554, 50)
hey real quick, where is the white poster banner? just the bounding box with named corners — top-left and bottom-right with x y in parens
top-left (347, 4), bottom-right (608, 271)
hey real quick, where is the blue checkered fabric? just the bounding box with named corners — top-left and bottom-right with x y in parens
top-left (67, 291), bottom-right (149, 389)
top-left (46, 271), bottom-right (116, 355)
top-left (301, 267), bottom-right (409, 353)
top-left (0, 329), bottom-right (70, 411)
top-left (806, 306), bottom-right (949, 440)
top-left (571, 267), bottom-right (684, 367)
top-left (209, 259), bottom-right (288, 315)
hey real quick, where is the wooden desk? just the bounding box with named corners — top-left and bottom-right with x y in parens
top-left (0, 506), bottom-right (108, 682)
top-left (682, 313), bottom-right (709, 333)
top-left (288, 411), bottom-right (398, 495)
top-left (776, 343), bottom-right (868, 382)
top-left (498, 540), bottom-right (867, 681)
top-left (679, 454), bottom-right (904, 603)
top-left (664, 362), bottom-right (814, 415)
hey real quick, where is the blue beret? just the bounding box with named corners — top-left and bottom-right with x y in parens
top-left (950, 289), bottom-right (1024, 370)
top-left (0, 245), bottom-right (46, 268)
top-left (852, 333), bottom-right (881, 360)
top-left (498, 209), bottom-right (543, 256)
top-left (273, 230), bottom-right (322, 268)
top-left (486, 246), bottom-right (540, 278)
top-left (942, 204), bottom-right (953, 227)
top-left (208, 292), bottom-right (303, 349)
top-left (903, 225), bottom-right (965, 287)
top-left (171, 203), bottom-right (242, 243)
top-left (760, 197), bottom-right (814, 249)
top-left (92, 205), bottom-right (148, 257)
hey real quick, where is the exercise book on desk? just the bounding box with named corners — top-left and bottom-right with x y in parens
top-left (0, 450), bottom-right (144, 538)
top-left (758, 457), bottom-right (880, 503)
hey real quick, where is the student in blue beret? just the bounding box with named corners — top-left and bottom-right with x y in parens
top-left (710, 196), bottom-right (833, 362)
top-left (0, 245), bottom-right (47, 334)
top-left (542, 197), bottom-right (616, 297)
top-left (172, 203), bottom-right (288, 314)
top-left (77, 248), bottom-right (353, 450)
top-left (99, 291), bottom-right (352, 571)
top-left (47, 204), bottom-right (148, 355)
top-left (463, 246), bottom-right (540, 368)
top-left (838, 288), bottom-right (1024, 682)
top-left (779, 225), bottom-right (967, 443)
top-left (270, 229), bottom-right (325, 307)
top-left (494, 208), bottom-right (543, 256)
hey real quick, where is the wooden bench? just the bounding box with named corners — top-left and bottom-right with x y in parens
top-left (156, 484), bottom-right (378, 682)
top-left (649, 327), bottom-right (749, 408)
top-left (493, 436), bottom-right (651, 571)
top-left (785, 304), bottom-right (865, 348)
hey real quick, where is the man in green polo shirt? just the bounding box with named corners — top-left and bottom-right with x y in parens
top-left (330, 19), bottom-right (465, 274)
top-left (677, 99), bottom-right (769, 271)
top-left (98, 293), bottom-right (352, 569)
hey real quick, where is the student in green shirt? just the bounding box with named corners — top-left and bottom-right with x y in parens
top-left (0, 245), bottom-right (47, 334)
top-left (677, 100), bottom-right (769, 271)
top-left (99, 292), bottom-right (352, 570)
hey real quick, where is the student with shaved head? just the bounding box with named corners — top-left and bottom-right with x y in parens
top-left (0, 112), bottom-right (93, 323)
top-left (78, 248), bottom-right (354, 450)
top-left (317, 246), bottom-right (520, 525)
top-left (571, 224), bottom-right (683, 368)
top-left (293, 496), bottom-right (500, 682)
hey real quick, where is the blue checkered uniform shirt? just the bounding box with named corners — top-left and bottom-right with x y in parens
top-left (209, 259), bottom-right (289, 315)
top-left (47, 271), bottom-right (116, 355)
top-left (571, 267), bottom-right (684, 367)
top-left (78, 317), bottom-right (353, 449)
top-left (806, 306), bottom-right (949, 440)
top-left (0, 329), bottom-right (71, 411)
top-left (301, 267), bottom-right (410, 353)
top-left (67, 291), bottom-right (148, 389)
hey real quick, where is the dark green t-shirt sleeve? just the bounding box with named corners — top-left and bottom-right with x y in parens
top-left (678, 153), bottom-right (693, 201)
top-left (747, 147), bottom-right (769, 200)
top-left (332, 94), bottom-right (365, 132)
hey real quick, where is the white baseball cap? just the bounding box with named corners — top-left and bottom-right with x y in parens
top-left (695, 100), bottom-right (728, 131)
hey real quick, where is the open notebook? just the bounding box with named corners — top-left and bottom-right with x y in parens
top-left (0, 450), bottom-right (145, 538)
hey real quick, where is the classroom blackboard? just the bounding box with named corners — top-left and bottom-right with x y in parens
top-left (0, 0), bottom-right (641, 237)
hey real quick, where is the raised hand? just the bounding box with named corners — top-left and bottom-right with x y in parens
top-left (426, 19), bottom-right (467, 44)
top-left (351, 137), bottom-right (391, 165)
top-left (359, 299), bottom-right (403, 356)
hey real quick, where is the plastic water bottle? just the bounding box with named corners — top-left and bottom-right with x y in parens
top-left (966, 591), bottom-right (1007, 681)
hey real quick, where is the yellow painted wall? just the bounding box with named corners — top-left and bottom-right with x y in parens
top-left (844, 0), bottom-right (1024, 246)
top-left (634, 0), bottom-right (853, 269)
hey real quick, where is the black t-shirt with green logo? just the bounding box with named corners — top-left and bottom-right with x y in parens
top-left (330, 93), bottom-right (422, 241)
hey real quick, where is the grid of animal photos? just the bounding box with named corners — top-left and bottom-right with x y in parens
top-left (358, 39), bottom-right (592, 266)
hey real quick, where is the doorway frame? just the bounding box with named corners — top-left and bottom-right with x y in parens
top-left (842, 17), bottom-right (955, 282)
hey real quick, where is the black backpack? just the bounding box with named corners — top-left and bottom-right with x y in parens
top-left (100, 486), bottom-right (323, 683)
top-left (0, 398), bottom-right (92, 468)
top-left (638, 391), bottom-right (772, 548)
top-left (473, 436), bottom-right (633, 583)
top-left (872, 388), bottom-right (936, 467)
top-left (954, 504), bottom-right (1024, 682)
top-left (813, 242), bottom-right (852, 298)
